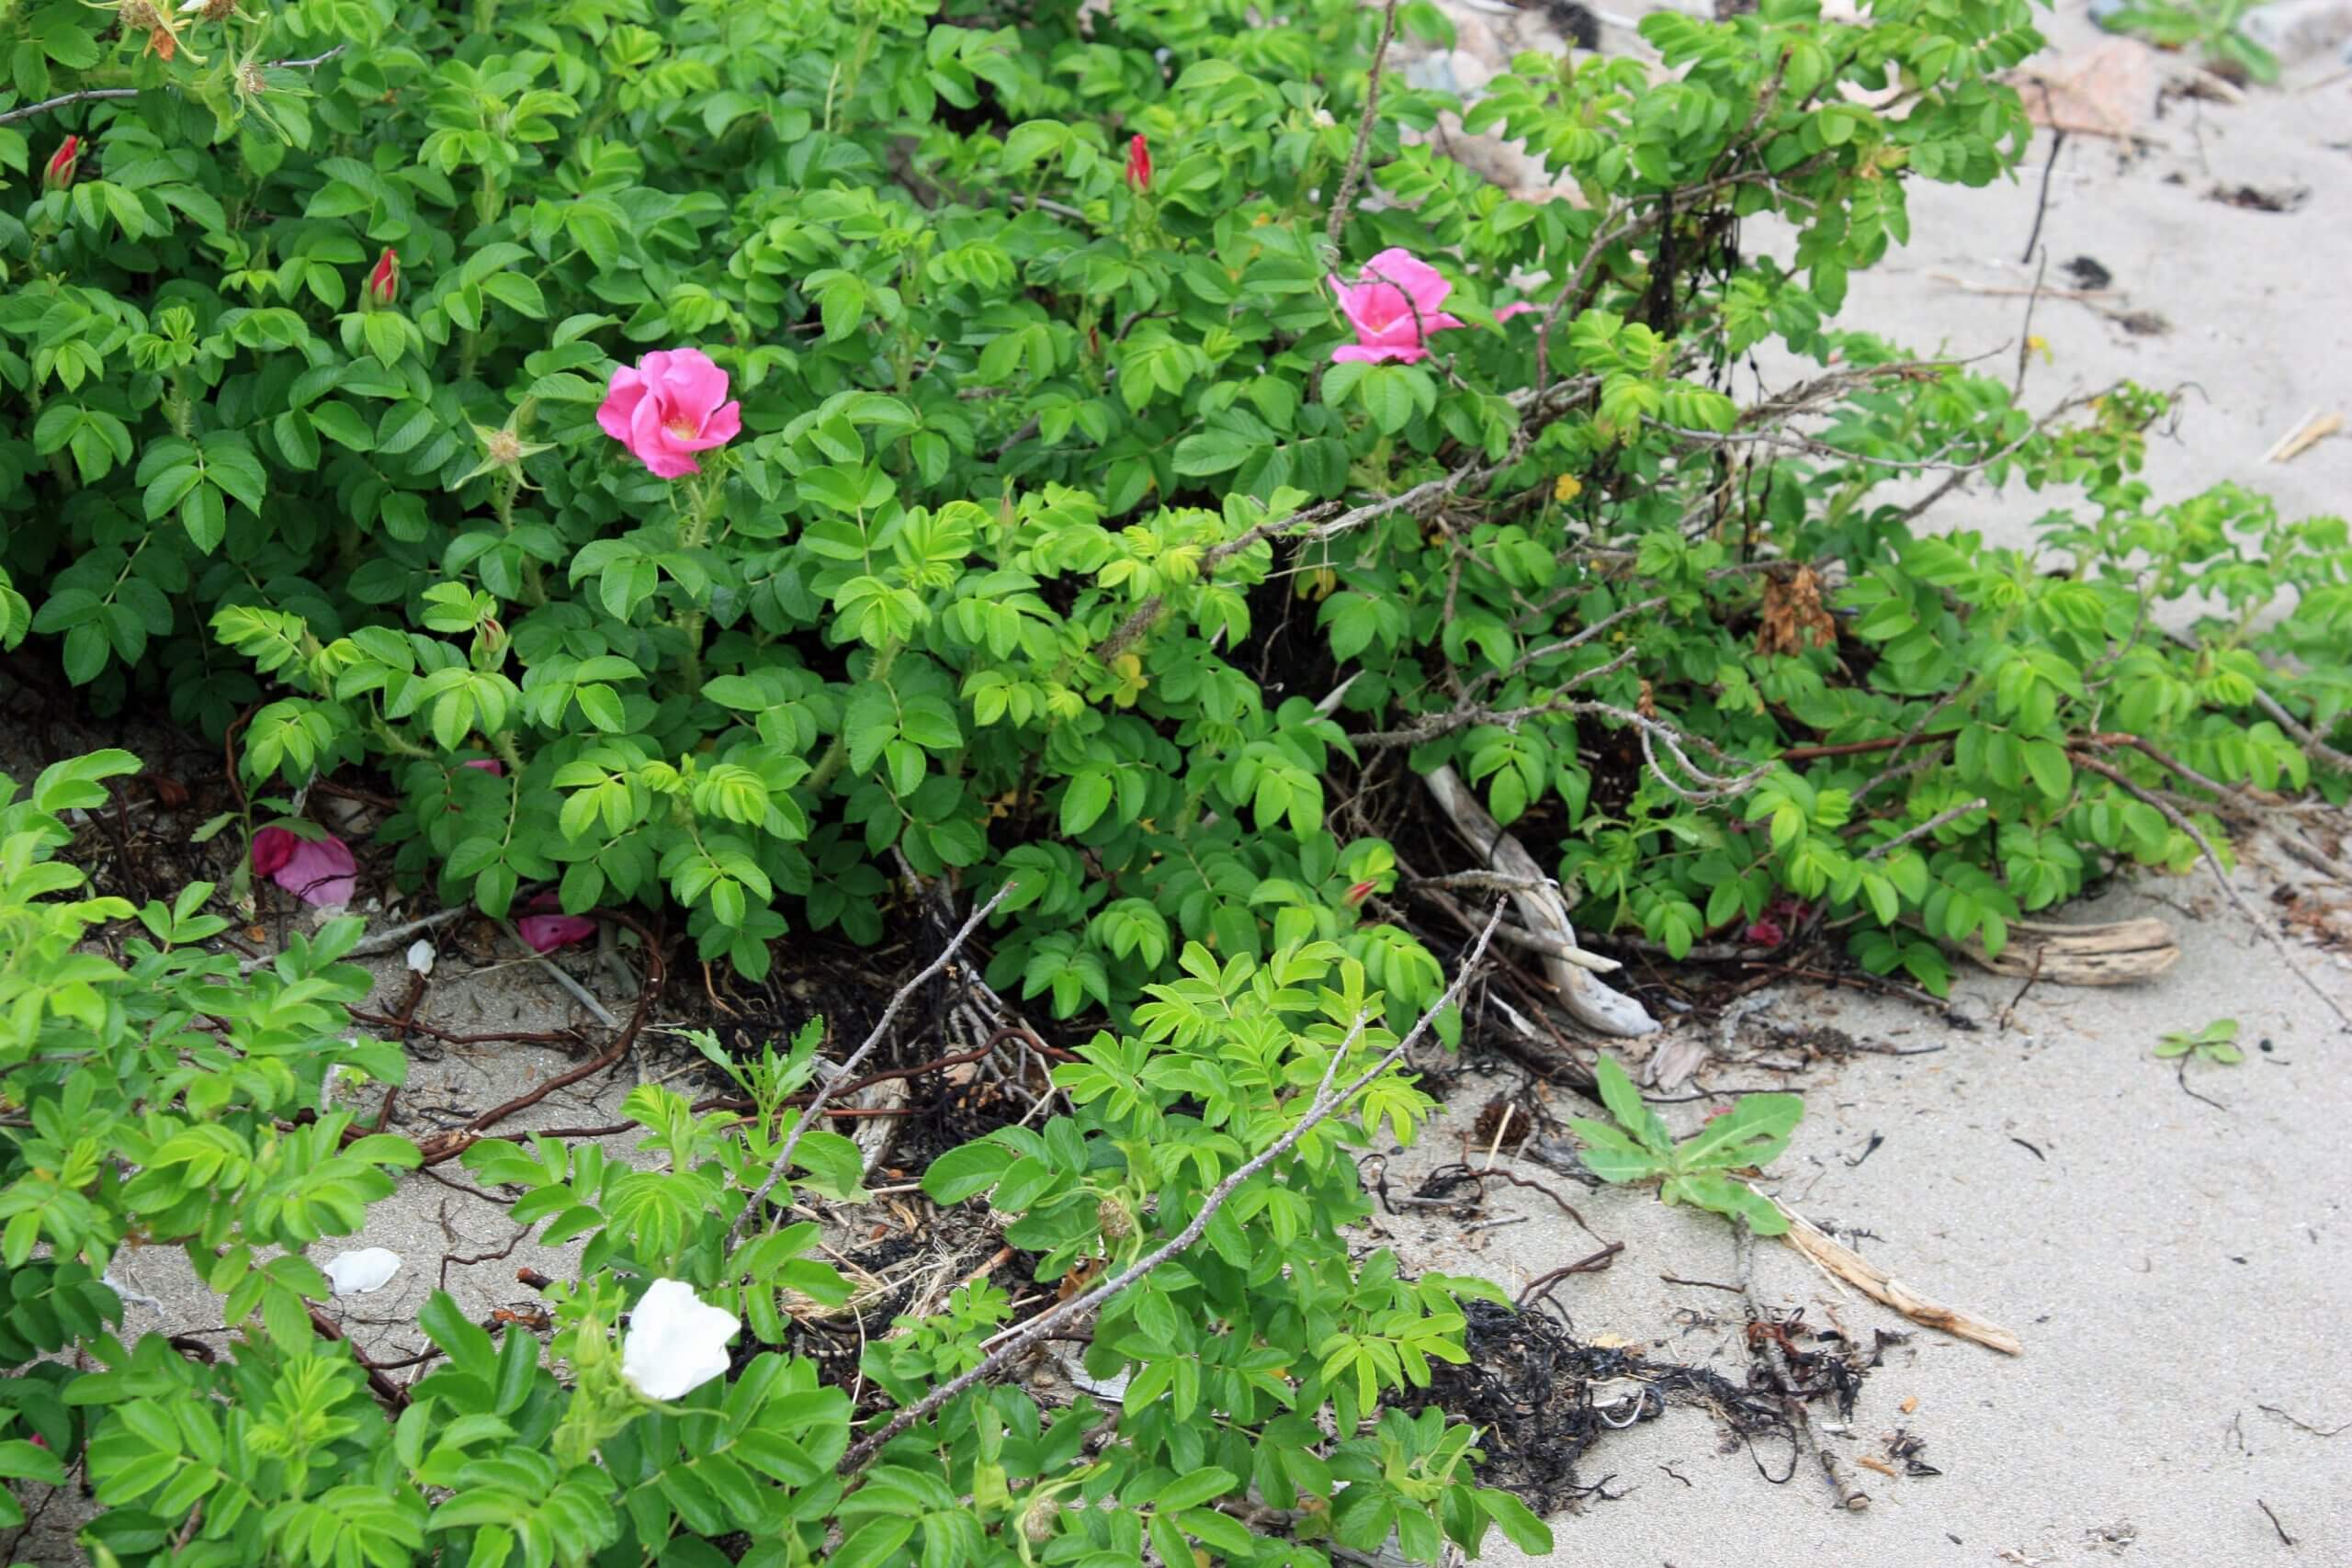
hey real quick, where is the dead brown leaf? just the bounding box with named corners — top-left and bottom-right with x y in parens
top-left (1757, 565), bottom-right (1838, 657)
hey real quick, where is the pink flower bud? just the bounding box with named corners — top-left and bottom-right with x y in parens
top-left (366, 247), bottom-right (399, 308)
top-left (43, 136), bottom-right (77, 191)
top-left (1125, 133), bottom-right (1152, 193)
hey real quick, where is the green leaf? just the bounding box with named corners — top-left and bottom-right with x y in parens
top-left (1673, 1092), bottom-right (1804, 1174)
top-left (1566, 1118), bottom-right (1663, 1184)
top-left (482, 272), bottom-right (548, 319)
top-left (1156, 1467), bottom-right (1239, 1513)
top-left (921, 1142), bottom-right (1015, 1204)
top-left (1592, 1053), bottom-right (1671, 1154)
top-left (1479, 1489), bottom-right (1553, 1554)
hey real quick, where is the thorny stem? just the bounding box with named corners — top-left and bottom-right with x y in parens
top-left (1325, 0), bottom-right (1401, 247)
top-left (806, 639), bottom-right (901, 792)
top-left (671, 468), bottom-right (729, 689)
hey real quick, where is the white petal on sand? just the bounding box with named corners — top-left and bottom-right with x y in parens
top-left (323, 1247), bottom-right (401, 1295)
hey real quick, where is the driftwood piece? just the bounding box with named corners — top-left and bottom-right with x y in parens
top-left (1959, 916), bottom-right (2180, 986)
top-left (1763, 1192), bottom-right (2023, 1356)
top-left (1422, 763), bottom-right (1658, 1037)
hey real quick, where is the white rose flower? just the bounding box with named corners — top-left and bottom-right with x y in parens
top-left (405, 940), bottom-right (435, 976)
top-left (620, 1279), bottom-right (739, 1401)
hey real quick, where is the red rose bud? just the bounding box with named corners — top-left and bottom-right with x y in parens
top-left (1344, 880), bottom-right (1377, 907)
top-left (1125, 133), bottom-right (1151, 193)
top-left (366, 247), bottom-right (399, 308)
top-left (43, 135), bottom-right (78, 191)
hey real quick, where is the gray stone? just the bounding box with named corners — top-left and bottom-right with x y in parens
top-left (2238, 0), bottom-right (2352, 66)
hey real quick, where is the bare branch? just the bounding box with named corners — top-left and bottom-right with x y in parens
top-left (731, 882), bottom-right (1014, 1244)
top-left (1861, 796), bottom-right (1986, 861)
top-left (0, 45), bottom-right (348, 127)
top-left (837, 903), bottom-right (1509, 1473)
top-left (1327, 0), bottom-right (1402, 245)
top-left (2072, 751), bottom-right (2349, 1028)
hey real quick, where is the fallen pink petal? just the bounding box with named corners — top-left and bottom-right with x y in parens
top-left (518, 909), bottom-right (598, 953)
top-left (252, 827), bottom-right (357, 908)
top-left (250, 825), bottom-right (297, 878)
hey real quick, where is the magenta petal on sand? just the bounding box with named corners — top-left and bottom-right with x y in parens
top-left (517, 912), bottom-right (598, 953)
top-left (251, 826), bottom-right (298, 878)
top-left (270, 833), bottom-right (357, 908)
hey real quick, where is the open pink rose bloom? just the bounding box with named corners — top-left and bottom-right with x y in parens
top-left (597, 347), bottom-right (741, 479)
top-left (1327, 247), bottom-right (1466, 365)
top-left (251, 827), bottom-right (358, 908)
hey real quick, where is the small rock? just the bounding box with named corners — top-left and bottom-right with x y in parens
top-left (1405, 51), bottom-right (1498, 96)
top-left (2239, 0), bottom-right (2352, 66)
top-left (2063, 254), bottom-right (2114, 288)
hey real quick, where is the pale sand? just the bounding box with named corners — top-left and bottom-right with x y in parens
top-left (1389, 877), bottom-right (2352, 1564)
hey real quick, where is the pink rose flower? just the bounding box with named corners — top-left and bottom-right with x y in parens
top-left (517, 894), bottom-right (597, 953)
top-left (1327, 247), bottom-right (1466, 365)
top-left (596, 347), bottom-right (741, 479)
top-left (251, 827), bottom-right (358, 908)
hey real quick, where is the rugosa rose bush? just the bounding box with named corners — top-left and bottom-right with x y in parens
top-left (6, 0), bottom-right (2352, 1559)
top-left (0, 757), bottom-right (1548, 1567)
top-left (1, 0), bottom-right (2343, 1007)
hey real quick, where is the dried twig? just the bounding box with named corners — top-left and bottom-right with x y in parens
top-left (0, 45), bottom-right (348, 126)
top-left (731, 882), bottom-right (1013, 1244)
top-left (1862, 796), bottom-right (1986, 860)
top-left (1326, 0), bottom-right (1402, 245)
top-left (2073, 751), bottom-right (2350, 1028)
top-left (837, 904), bottom-right (1508, 1473)
top-left (499, 919), bottom-right (619, 1029)
top-left (1759, 1192), bottom-right (2022, 1354)
top-left (239, 901), bottom-right (473, 976)
top-left (1421, 763), bottom-right (1656, 1035)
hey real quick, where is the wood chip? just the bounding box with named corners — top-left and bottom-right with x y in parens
top-left (2263, 410), bottom-right (2344, 465)
top-left (1761, 1191), bottom-right (2023, 1355)
top-left (1960, 916), bottom-right (2180, 986)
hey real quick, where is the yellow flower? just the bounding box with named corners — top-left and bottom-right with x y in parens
top-left (1554, 473), bottom-right (1582, 503)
